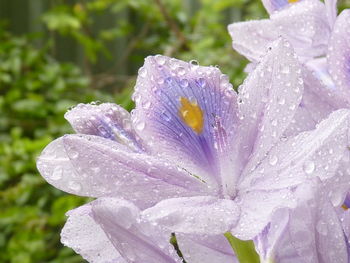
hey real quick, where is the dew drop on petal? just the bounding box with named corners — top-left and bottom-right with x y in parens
top-left (189, 60), bottom-right (199, 66)
top-left (155, 55), bottom-right (166, 65)
top-left (269, 155), bottom-right (278, 166)
top-left (135, 121), bottom-right (145, 131)
top-left (281, 65), bottom-right (290, 74)
top-left (278, 98), bottom-right (286, 105)
top-left (51, 167), bottom-right (63, 181)
top-left (303, 161), bottom-right (315, 174)
top-left (68, 181), bottom-right (82, 192)
top-left (316, 220), bottom-right (328, 236)
top-left (138, 67), bottom-right (147, 78)
top-left (180, 79), bottom-right (189, 88)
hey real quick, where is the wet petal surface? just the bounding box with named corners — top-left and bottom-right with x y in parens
top-left (91, 198), bottom-right (181, 263)
top-left (131, 55), bottom-right (239, 188)
top-left (61, 203), bottom-right (125, 263)
top-left (142, 196), bottom-right (240, 235)
top-left (37, 134), bottom-right (208, 208)
top-left (65, 103), bottom-right (144, 152)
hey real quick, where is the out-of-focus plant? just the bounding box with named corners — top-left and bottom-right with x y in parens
top-left (41, 0), bottom-right (268, 88)
top-left (0, 25), bottom-right (93, 263)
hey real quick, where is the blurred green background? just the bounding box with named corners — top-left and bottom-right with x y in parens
top-left (0, 0), bottom-right (349, 262)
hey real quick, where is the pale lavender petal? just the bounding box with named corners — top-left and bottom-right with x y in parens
top-left (176, 234), bottom-right (237, 263)
top-left (91, 198), bottom-right (181, 263)
top-left (328, 10), bottom-right (350, 98)
top-left (323, 151), bottom-right (350, 207)
top-left (270, 0), bottom-right (330, 58)
top-left (241, 109), bottom-right (350, 192)
top-left (131, 55), bottom-right (239, 188)
top-left (262, 0), bottom-right (304, 14)
top-left (285, 65), bottom-right (336, 136)
top-left (61, 203), bottom-right (125, 263)
top-left (235, 38), bottom-right (303, 175)
top-left (325, 0), bottom-right (338, 26)
top-left (228, 0), bottom-right (330, 61)
top-left (65, 103), bottom-right (145, 152)
top-left (37, 134), bottom-right (209, 208)
top-left (254, 209), bottom-right (291, 262)
top-left (228, 20), bottom-right (278, 62)
top-left (255, 178), bottom-right (349, 263)
top-left (306, 58), bottom-right (337, 90)
top-left (231, 188), bottom-right (296, 240)
top-left (142, 196), bottom-right (240, 235)
top-left (306, 58), bottom-right (350, 108)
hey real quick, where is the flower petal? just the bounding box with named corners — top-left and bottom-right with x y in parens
top-left (270, 0), bottom-right (330, 58)
top-left (176, 234), bottom-right (237, 263)
top-left (328, 10), bottom-right (350, 99)
top-left (285, 65), bottom-right (336, 136)
top-left (131, 55), bottom-right (239, 188)
top-left (235, 38), bottom-right (303, 174)
top-left (65, 103), bottom-right (145, 152)
top-left (231, 188), bottom-right (296, 240)
top-left (61, 203), bottom-right (125, 263)
top-left (91, 198), bottom-right (181, 263)
top-left (262, 0), bottom-right (304, 14)
top-left (255, 178), bottom-right (349, 263)
top-left (325, 0), bottom-right (338, 26)
top-left (37, 134), bottom-right (208, 208)
top-left (241, 109), bottom-right (350, 192)
top-left (306, 57), bottom-right (337, 90)
top-left (228, 19), bottom-right (278, 62)
top-left (142, 196), bottom-right (240, 235)
top-left (228, 0), bottom-right (330, 61)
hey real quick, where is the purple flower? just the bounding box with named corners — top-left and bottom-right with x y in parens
top-left (229, 0), bottom-right (350, 208)
top-left (228, 0), bottom-right (336, 62)
top-left (176, 234), bottom-right (238, 262)
top-left (37, 38), bottom-right (350, 261)
top-left (61, 197), bottom-right (182, 262)
top-left (254, 178), bottom-right (349, 263)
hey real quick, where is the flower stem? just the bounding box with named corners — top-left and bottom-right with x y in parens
top-left (224, 232), bottom-right (260, 263)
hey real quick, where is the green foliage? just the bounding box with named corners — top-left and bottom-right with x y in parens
top-left (225, 232), bottom-right (260, 263)
top-left (0, 26), bottom-right (91, 262)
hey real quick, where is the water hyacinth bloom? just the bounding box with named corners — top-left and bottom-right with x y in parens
top-left (37, 38), bottom-right (350, 262)
top-left (229, 0), bottom-right (350, 207)
top-left (61, 197), bottom-right (183, 262)
top-left (254, 178), bottom-right (350, 263)
top-left (228, 0), bottom-right (336, 62)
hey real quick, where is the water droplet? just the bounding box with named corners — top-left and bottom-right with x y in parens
top-left (180, 79), bottom-right (189, 88)
top-left (177, 66), bottom-right (186, 76)
top-left (303, 161), bottom-right (315, 174)
top-left (68, 181), bottom-right (82, 192)
top-left (135, 121), bottom-right (145, 131)
top-left (316, 220), bottom-right (328, 236)
top-left (198, 78), bottom-right (206, 88)
top-left (138, 67), bottom-right (147, 78)
top-left (52, 167), bottom-right (63, 180)
top-left (278, 98), bottom-right (286, 105)
top-left (281, 65), bottom-right (290, 74)
top-left (155, 55), bottom-right (166, 65)
top-left (269, 155), bottom-right (278, 166)
top-left (143, 101), bottom-right (151, 109)
top-left (189, 60), bottom-right (199, 66)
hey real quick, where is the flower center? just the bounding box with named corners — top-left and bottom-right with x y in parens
top-left (179, 97), bottom-right (204, 134)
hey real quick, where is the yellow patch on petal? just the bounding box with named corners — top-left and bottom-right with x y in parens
top-left (342, 204), bottom-right (349, 211)
top-left (288, 0), bottom-right (299, 3)
top-left (179, 97), bottom-right (204, 134)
